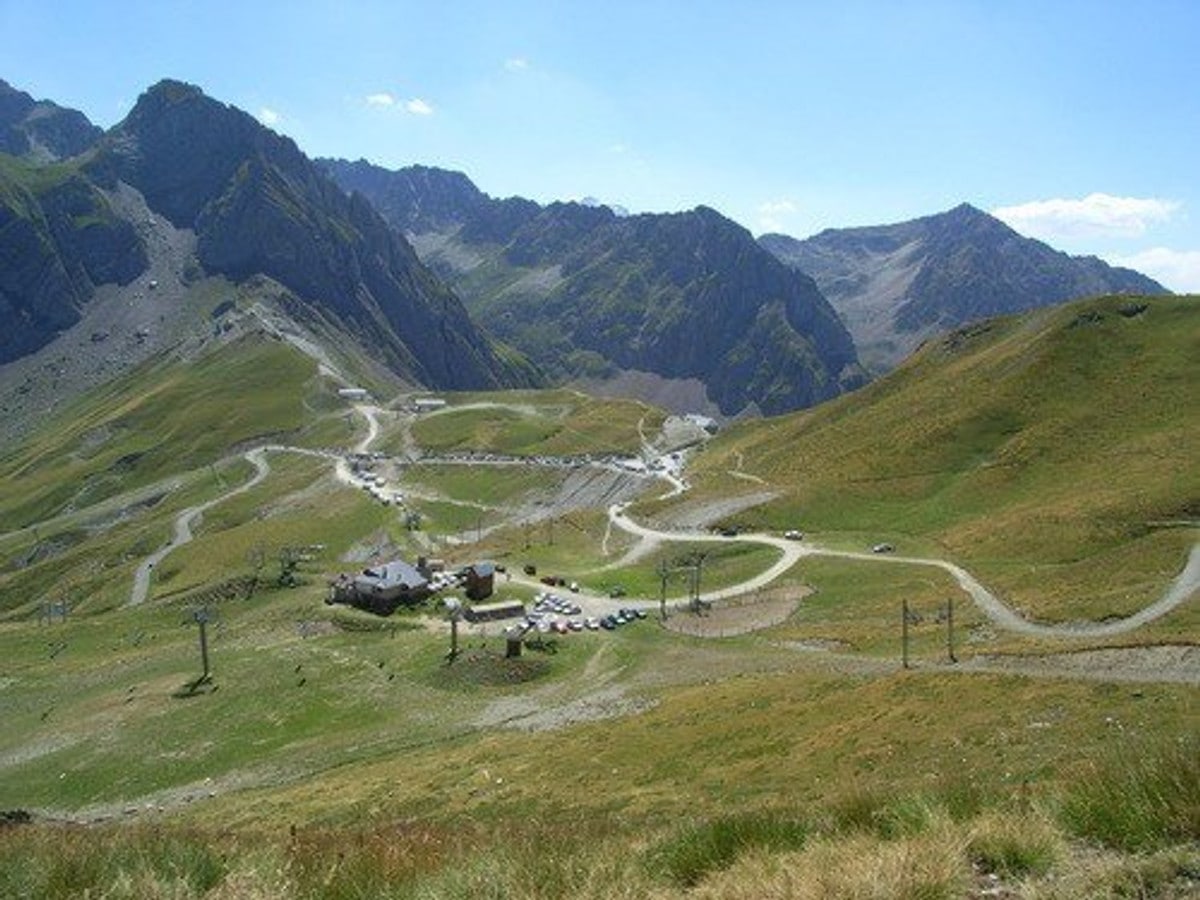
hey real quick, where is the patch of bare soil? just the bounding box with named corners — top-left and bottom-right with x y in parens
top-left (474, 684), bottom-right (657, 733)
top-left (652, 490), bottom-right (779, 531)
top-left (572, 369), bottom-right (724, 420)
top-left (956, 643), bottom-right (1200, 685)
top-left (664, 587), bottom-right (811, 638)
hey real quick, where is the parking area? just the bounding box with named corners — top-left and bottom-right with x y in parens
top-left (504, 591), bottom-right (648, 638)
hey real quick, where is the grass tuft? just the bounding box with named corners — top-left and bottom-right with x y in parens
top-left (968, 810), bottom-right (1061, 879)
top-left (1059, 735), bottom-right (1200, 852)
top-left (643, 810), bottom-right (809, 887)
top-left (0, 825), bottom-right (228, 899)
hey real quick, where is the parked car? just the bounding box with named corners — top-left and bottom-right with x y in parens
top-left (872, 543), bottom-right (895, 554)
top-left (784, 529), bottom-right (803, 540)
top-left (608, 585), bottom-right (626, 598)
top-left (524, 564), bottom-right (537, 576)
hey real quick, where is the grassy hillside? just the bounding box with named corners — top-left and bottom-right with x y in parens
top-left (0, 334), bottom-right (348, 614)
top-left (1, 572), bottom-right (1194, 896)
top-left (0, 296), bottom-right (1195, 898)
top-left (668, 295), bottom-right (1199, 623)
top-left (400, 388), bottom-right (665, 456)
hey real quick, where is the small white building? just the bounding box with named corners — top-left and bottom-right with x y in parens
top-left (413, 397), bottom-right (447, 413)
top-left (338, 387), bottom-right (369, 401)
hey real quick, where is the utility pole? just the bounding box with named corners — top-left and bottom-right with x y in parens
top-left (946, 597), bottom-right (957, 663)
top-left (902, 599), bottom-right (910, 669)
top-left (689, 552), bottom-right (707, 614)
top-left (657, 559), bottom-right (669, 621)
top-left (193, 608), bottom-right (212, 683)
top-left (444, 598), bottom-right (463, 662)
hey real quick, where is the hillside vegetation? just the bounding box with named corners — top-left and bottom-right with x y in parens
top-left (0, 295), bottom-right (1195, 898)
top-left (0, 334), bottom-right (339, 615)
top-left (402, 389), bottom-right (665, 456)
top-left (672, 294), bottom-right (1199, 623)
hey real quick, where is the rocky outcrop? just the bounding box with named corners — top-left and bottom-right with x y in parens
top-left (0, 79), bottom-right (101, 161)
top-left (0, 165), bottom-right (146, 363)
top-left (84, 80), bottom-right (532, 390)
top-left (761, 204), bottom-right (1169, 374)
top-left (322, 159), bottom-right (865, 416)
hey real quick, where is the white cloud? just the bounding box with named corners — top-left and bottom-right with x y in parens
top-left (757, 199), bottom-right (799, 233)
top-left (504, 57), bottom-right (529, 71)
top-left (257, 107), bottom-right (280, 127)
top-left (405, 97), bottom-right (434, 116)
top-left (992, 193), bottom-right (1179, 242)
top-left (365, 92), bottom-right (396, 107)
top-left (1108, 247), bottom-right (1200, 293)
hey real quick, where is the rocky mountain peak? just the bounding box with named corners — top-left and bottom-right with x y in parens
top-left (324, 159), bottom-right (866, 415)
top-left (2, 78), bottom-right (532, 393)
top-left (761, 204), bottom-right (1169, 374)
top-left (88, 80), bottom-right (308, 227)
top-left (0, 78), bottom-right (101, 160)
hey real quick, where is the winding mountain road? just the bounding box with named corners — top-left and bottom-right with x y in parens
top-left (129, 449), bottom-right (271, 606)
top-left (127, 444), bottom-right (336, 606)
top-left (605, 503), bottom-right (1200, 639)
top-left (121, 397), bottom-right (1197, 641)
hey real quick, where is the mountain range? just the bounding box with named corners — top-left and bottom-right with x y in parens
top-left (0, 78), bottom-right (533, 435)
top-left (320, 159), bottom-right (865, 417)
top-left (0, 75), bottom-right (1176, 438)
top-left (760, 204), bottom-right (1167, 373)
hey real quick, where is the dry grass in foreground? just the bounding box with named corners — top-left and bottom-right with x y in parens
top-left (2, 736), bottom-right (1195, 899)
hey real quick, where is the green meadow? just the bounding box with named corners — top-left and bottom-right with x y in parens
top-left (0, 295), bottom-right (1196, 897)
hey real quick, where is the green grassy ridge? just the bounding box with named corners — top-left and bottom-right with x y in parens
top-left (184, 651), bottom-right (1195, 834)
top-left (0, 334), bottom-right (323, 531)
top-left (677, 295), bottom-right (1199, 620)
top-left (402, 388), bottom-right (663, 456)
top-left (0, 455), bottom-right (262, 616)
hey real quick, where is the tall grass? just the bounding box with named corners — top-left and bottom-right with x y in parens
top-left (642, 811), bottom-right (809, 887)
top-left (1059, 735), bottom-right (1200, 852)
top-left (0, 825), bottom-right (228, 899)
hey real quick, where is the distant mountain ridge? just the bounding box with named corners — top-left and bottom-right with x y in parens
top-left (0, 78), bottom-right (535, 394)
top-left (760, 204), bottom-right (1168, 374)
top-left (321, 158), bottom-right (865, 417)
top-left (0, 78), bottom-right (101, 161)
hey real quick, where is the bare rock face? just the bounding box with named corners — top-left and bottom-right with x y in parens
top-left (322, 158), bottom-right (866, 417)
top-left (0, 78), bottom-right (102, 161)
top-left (79, 80), bottom-right (533, 391)
top-left (0, 167), bottom-right (146, 364)
top-left (761, 204), bottom-right (1169, 375)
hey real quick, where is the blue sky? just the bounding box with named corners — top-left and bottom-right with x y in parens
top-left (4, 0), bottom-right (1199, 289)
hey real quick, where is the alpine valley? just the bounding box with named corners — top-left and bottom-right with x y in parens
top-left (0, 76), bottom-right (1196, 900)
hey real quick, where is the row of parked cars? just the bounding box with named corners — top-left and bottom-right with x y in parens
top-left (507, 592), bottom-right (648, 637)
